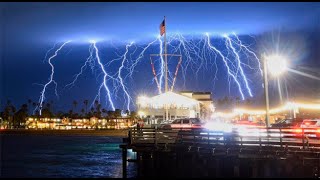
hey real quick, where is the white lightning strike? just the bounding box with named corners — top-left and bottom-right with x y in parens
top-left (36, 40), bottom-right (72, 115)
top-left (205, 33), bottom-right (245, 100)
top-left (128, 38), bottom-right (158, 77)
top-left (92, 41), bottom-right (116, 111)
top-left (232, 32), bottom-right (263, 76)
top-left (90, 83), bottom-right (103, 109)
top-left (158, 36), bottom-right (164, 94)
top-left (42, 42), bottom-right (59, 63)
top-left (64, 44), bottom-right (95, 90)
top-left (117, 42), bottom-right (134, 112)
top-left (224, 35), bottom-right (253, 97)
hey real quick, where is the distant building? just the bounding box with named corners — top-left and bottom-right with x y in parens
top-left (25, 116), bottom-right (136, 130)
top-left (180, 91), bottom-right (214, 120)
top-left (137, 91), bottom-right (214, 123)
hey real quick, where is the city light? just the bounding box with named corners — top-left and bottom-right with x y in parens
top-left (266, 54), bottom-right (288, 77)
top-left (204, 121), bottom-right (233, 132)
top-left (137, 92), bottom-right (199, 109)
top-left (212, 101), bottom-right (320, 118)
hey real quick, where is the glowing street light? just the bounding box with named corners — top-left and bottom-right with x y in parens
top-left (266, 54), bottom-right (288, 77)
top-left (263, 54), bottom-right (288, 127)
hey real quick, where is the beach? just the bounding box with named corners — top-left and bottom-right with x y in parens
top-left (0, 129), bottom-right (129, 137)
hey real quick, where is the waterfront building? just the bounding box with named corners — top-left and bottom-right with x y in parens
top-left (137, 91), bottom-right (214, 123)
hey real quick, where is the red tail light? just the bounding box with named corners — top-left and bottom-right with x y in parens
top-left (192, 124), bottom-right (201, 128)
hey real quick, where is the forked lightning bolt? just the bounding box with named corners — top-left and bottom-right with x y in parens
top-left (35, 40), bottom-right (71, 115)
top-left (92, 41), bottom-right (116, 111)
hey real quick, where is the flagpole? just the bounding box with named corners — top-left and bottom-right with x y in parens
top-left (164, 16), bottom-right (168, 93)
top-left (164, 16), bottom-right (169, 121)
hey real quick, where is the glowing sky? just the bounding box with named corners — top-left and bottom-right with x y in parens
top-left (1, 2), bottom-right (320, 112)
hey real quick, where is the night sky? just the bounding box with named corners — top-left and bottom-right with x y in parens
top-left (1, 2), bottom-right (320, 113)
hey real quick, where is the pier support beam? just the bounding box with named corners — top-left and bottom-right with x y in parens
top-left (122, 147), bottom-right (127, 178)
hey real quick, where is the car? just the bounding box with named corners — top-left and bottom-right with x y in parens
top-left (159, 118), bottom-right (204, 130)
top-left (271, 118), bottom-right (304, 128)
top-left (233, 120), bottom-right (265, 128)
top-left (300, 119), bottom-right (320, 128)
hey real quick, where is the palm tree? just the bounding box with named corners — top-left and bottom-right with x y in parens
top-left (68, 110), bottom-right (73, 118)
top-left (96, 103), bottom-right (102, 118)
top-left (81, 108), bottom-right (85, 117)
top-left (11, 105), bottom-right (16, 128)
top-left (94, 100), bottom-right (99, 109)
top-left (83, 100), bottom-right (88, 114)
top-left (102, 108), bottom-right (107, 118)
top-left (50, 100), bottom-right (54, 113)
top-left (46, 103), bottom-right (51, 112)
top-left (27, 99), bottom-right (32, 115)
top-left (73, 100), bottom-right (78, 113)
top-left (115, 109), bottom-right (121, 118)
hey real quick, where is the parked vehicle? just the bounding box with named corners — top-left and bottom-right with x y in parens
top-left (233, 120), bottom-right (265, 128)
top-left (271, 118), bottom-right (304, 128)
top-left (159, 118), bottom-right (204, 130)
top-left (300, 119), bottom-right (320, 128)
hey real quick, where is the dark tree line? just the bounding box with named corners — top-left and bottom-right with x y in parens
top-left (0, 99), bottom-right (137, 128)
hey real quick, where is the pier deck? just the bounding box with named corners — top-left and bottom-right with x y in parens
top-left (120, 127), bottom-right (320, 178)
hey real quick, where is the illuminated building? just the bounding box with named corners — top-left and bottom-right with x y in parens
top-left (137, 91), bottom-right (214, 123)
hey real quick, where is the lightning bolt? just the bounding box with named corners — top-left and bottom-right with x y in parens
top-left (36, 32), bottom-right (264, 112)
top-left (117, 42), bottom-right (134, 112)
top-left (92, 41), bottom-right (116, 111)
top-left (35, 40), bottom-right (72, 115)
top-left (224, 35), bottom-right (253, 97)
top-left (231, 32), bottom-right (263, 76)
top-left (64, 44), bottom-right (95, 90)
top-left (42, 42), bottom-right (59, 63)
top-left (90, 83), bottom-right (103, 109)
top-left (158, 36), bottom-right (164, 94)
top-left (128, 38), bottom-right (158, 77)
top-left (205, 33), bottom-right (245, 100)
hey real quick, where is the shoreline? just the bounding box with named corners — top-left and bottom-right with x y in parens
top-left (0, 129), bottom-right (128, 137)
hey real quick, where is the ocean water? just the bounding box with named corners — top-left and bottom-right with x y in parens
top-left (0, 134), bottom-right (137, 178)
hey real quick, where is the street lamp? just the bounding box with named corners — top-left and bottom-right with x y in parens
top-left (263, 54), bottom-right (288, 127)
top-left (266, 54), bottom-right (288, 77)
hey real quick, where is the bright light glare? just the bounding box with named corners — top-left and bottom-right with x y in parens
top-left (266, 54), bottom-right (287, 77)
top-left (204, 122), bottom-right (233, 133)
top-left (137, 92), bottom-right (199, 109)
top-left (89, 40), bottom-right (97, 44)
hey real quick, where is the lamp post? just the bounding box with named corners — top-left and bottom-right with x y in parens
top-left (263, 54), bottom-right (270, 127)
top-left (263, 54), bottom-right (288, 127)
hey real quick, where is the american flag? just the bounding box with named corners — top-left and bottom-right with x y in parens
top-left (160, 19), bottom-right (165, 36)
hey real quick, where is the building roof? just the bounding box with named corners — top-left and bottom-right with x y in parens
top-left (196, 99), bottom-right (213, 101)
top-left (192, 92), bottom-right (212, 95)
top-left (137, 91), bottom-right (199, 107)
top-left (179, 91), bottom-right (193, 93)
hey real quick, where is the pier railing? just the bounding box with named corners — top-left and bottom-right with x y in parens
top-left (129, 127), bottom-right (320, 149)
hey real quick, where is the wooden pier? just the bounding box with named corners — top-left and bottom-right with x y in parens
top-left (120, 127), bottom-right (320, 178)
